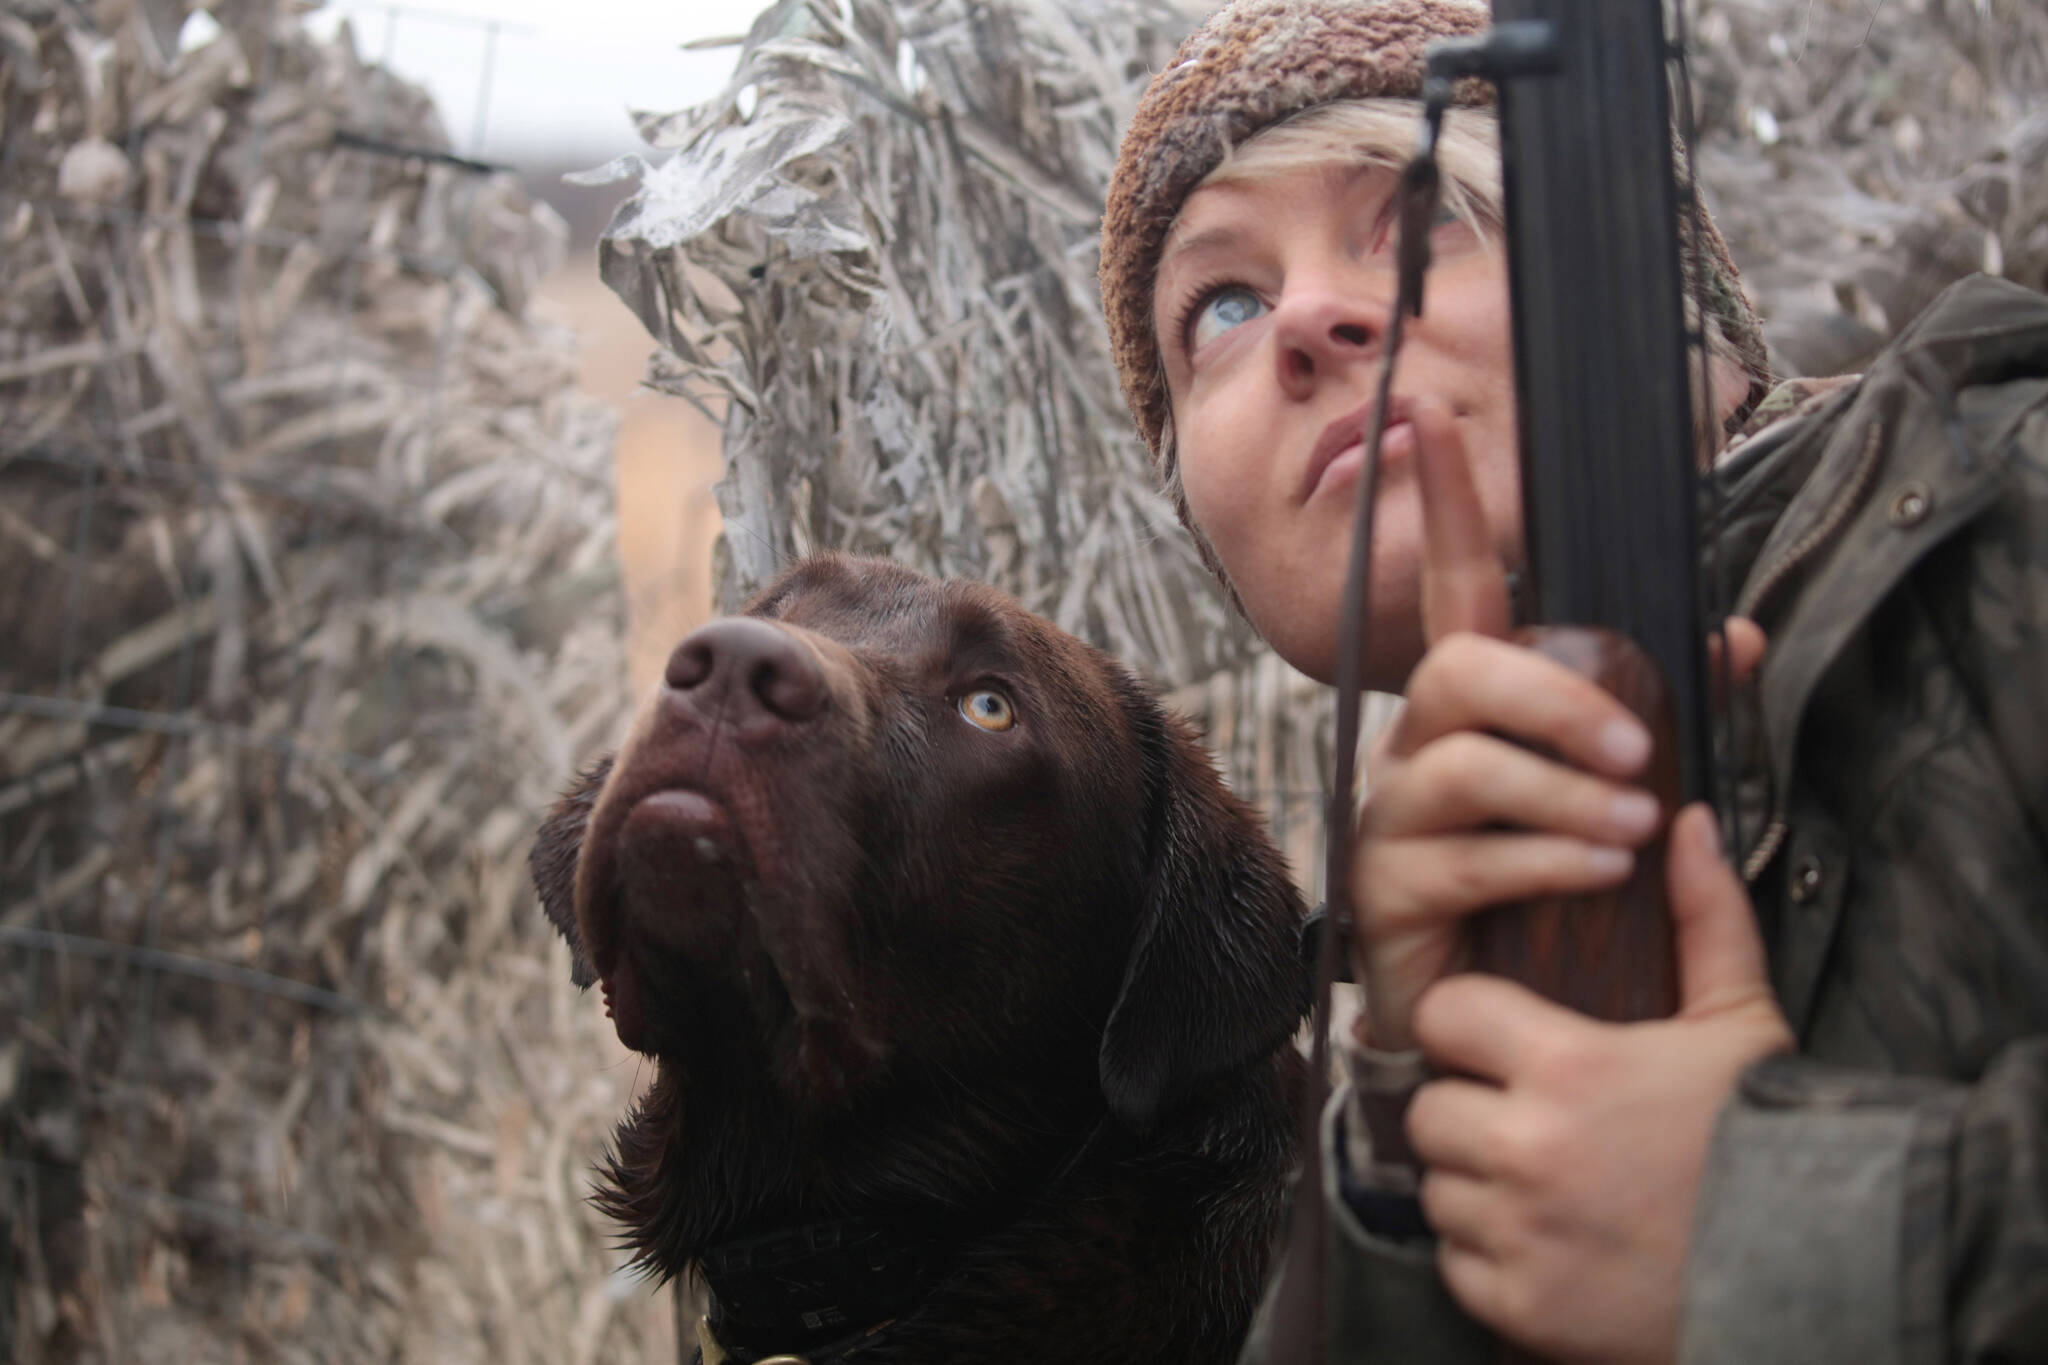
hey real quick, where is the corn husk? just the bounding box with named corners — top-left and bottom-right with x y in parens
top-left (0, 2), bottom-right (677, 1360)
top-left (583, 0), bottom-right (1354, 893)
top-left (1689, 0), bottom-right (2048, 374)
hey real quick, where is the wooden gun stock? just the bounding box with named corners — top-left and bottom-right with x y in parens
top-left (1467, 624), bottom-right (1682, 1023)
top-left (1467, 626), bottom-right (1682, 1365)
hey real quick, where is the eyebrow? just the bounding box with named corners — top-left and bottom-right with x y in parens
top-left (1158, 223), bottom-right (1243, 273)
top-left (1167, 160), bottom-right (1396, 268)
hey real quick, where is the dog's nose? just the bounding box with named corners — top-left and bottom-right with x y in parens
top-left (664, 618), bottom-right (827, 723)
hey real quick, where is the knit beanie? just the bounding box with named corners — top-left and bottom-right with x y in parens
top-left (1099, 0), bottom-right (1770, 508)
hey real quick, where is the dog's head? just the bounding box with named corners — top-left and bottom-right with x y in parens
top-left (532, 555), bottom-right (1305, 1132)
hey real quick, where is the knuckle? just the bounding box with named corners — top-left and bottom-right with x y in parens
top-left (1405, 1083), bottom-right (1448, 1141)
top-left (1436, 1242), bottom-right (1486, 1313)
top-left (1356, 785), bottom-right (1403, 837)
top-left (1412, 637), bottom-right (1481, 697)
top-left (1528, 1029), bottom-right (1610, 1096)
top-left (1406, 650), bottom-right (1450, 701)
top-left (1436, 630), bottom-right (1492, 660)
top-left (1352, 841), bottom-right (1423, 920)
top-left (1498, 1111), bottom-right (1567, 1177)
top-left (1525, 1030), bottom-right (1581, 1082)
top-left (1434, 849), bottom-right (1500, 910)
top-left (1410, 977), bottom-right (1471, 1042)
top-left (1431, 732), bottom-right (1497, 791)
top-left (1494, 1268), bottom-right (1547, 1338)
top-left (1415, 1167), bottom-right (1447, 1219)
top-left (1439, 1234), bottom-right (1491, 1283)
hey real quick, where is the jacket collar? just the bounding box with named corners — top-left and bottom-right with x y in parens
top-left (1715, 275), bottom-right (2048, 872)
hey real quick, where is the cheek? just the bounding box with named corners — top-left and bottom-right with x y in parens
top-left (1176, 404), bottom-right (1347, 679)
top-left (1174, 404), bottom-right (1258, 560)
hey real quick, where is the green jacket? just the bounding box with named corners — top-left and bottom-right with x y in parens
top-left (1249, 275), bottom-right (2048, 1365)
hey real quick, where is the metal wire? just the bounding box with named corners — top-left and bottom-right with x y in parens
top-left (0, 2), bottom-right (523, 1353)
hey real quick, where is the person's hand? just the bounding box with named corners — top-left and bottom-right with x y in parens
top-left (1405, 805), bottom-right (1795, 1364)
top-left (1348, 399), bottom-right (1764, 1050)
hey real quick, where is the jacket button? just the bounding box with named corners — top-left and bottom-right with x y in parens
top-left (1790, 854), bottom-right (1824, 905)
top-left (1888, 482), bottom-right (1933, 528)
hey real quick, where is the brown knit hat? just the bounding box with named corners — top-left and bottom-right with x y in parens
top-left (1100, 0), bottom-right (1770, 501)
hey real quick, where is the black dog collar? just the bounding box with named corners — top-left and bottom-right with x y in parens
top-left (695, 1215), bottom-right (959, 1364)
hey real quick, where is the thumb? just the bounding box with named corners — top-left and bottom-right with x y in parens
top-left (1707, 617), bottom-right (1768, 706)
top-left (1668, 804), bottom-right (1774, 1016)
top-left (1723, 617), bottom-right (1767, 689)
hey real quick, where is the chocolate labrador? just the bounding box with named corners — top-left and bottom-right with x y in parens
top-left (531, 554), bottom-right (1307, 1365)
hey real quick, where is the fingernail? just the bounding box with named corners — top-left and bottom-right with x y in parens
top-left (1599, 719), bottom-right (1652, 771)
top-left (1585, 845), bottom-right (1633, 879)
top-left (1691, 805), bottom-right (1724, 857)
top-left (1610, 790), bottom-right (1660, 835)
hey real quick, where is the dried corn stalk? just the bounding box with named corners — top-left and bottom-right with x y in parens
top-left (588, 0), bottom-right (1267, 684)
top-left (585, 0), bottom-right (1351, 880)
top-left (0, 2), bottom-right (671, 1362)
top-left (1689, 0), bottom-right (2048, 375)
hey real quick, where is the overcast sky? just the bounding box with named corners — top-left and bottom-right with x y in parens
top-left (301, 0), bottom-right (751, 163)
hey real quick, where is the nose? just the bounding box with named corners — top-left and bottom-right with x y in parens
top-left (663, 618), bottom-right (827, 725)
top-left (1271, 282), bottom-right (1384, 401)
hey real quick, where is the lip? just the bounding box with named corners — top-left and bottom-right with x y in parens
top-left (624, 787), bottom-right (737, 850)
top-left (577, 780), bottom-right (750, 979)
top-left (1300, 396), bottom-right (1415, 503)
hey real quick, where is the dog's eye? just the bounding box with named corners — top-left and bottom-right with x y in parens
top-left (956, 688), bottom-right (1016, 732)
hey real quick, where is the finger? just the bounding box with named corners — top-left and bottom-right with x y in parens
top-left (1411, 971), bottom-right (1590, 1082)
top-left (1667, 804), bottom-right (1777, 1017)
top-left (1405, 1078), bottom-right (1510, 1178)
top-left (1417, 1166), bottom-right (1502, 1248)
top-left (1357, 831), bottom-right (1635, 937)
top-left (1364, 731), bottom-right (1662, 845)
top-left (1437, 1238), bottom-right (1511, 1337)
top-left (1414, 397), bottom-right (1513, 644)
top-left (1385, 633), bottom-right (1653, 778)
top-left (1723, 617), bottom-right (1767, 687)
top-left (1706, 617), bottom-right (1769, 703)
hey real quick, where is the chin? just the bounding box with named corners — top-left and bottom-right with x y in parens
top-left (1238, 574), bottom-right (1424, 697)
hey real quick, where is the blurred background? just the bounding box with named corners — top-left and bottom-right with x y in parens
top-left (293, 0), bottom-right (745, 694)
top-left (2, 0), bottom-right (2042, 1361)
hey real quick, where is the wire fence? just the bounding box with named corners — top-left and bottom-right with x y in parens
top-left (2, 1), bottom-right (639, 1359)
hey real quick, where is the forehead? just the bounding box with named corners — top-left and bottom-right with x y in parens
top-left (750, 557), bottom-right (1050, 662)
top-left (1167, 160), bottom-right (1390, 244)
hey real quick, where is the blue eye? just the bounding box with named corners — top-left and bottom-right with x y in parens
top-left (1189, 286), bottom-right (1268, 351)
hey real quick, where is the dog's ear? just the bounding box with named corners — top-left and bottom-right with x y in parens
top-left (529, 755), bottom-right (613, 988)
top-left (1099, 706), bottom-right (1308, 1134)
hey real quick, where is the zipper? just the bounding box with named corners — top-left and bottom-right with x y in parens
top-left (1741, 817), bottom-right (1787, 886)
top-left (1729, 414), bottom-right (1889, 885)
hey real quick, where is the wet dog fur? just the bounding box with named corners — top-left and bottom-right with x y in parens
top-left (530, 555), bottom-right (1307, 1364)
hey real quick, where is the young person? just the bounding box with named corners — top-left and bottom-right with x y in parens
top-left (1098, 2), bottom-right (2048, 1361)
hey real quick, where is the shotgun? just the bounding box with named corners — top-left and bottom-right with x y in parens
top-left (1274, 3), bottom-right (1726, 1360)
top-left (1462, 0), bottom-right (1714, 1023)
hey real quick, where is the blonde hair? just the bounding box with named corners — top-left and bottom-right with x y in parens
top-left (1199, 98), bottom-right (1504, 240)
top-left (1185, 96), bottom-right (1747, 461)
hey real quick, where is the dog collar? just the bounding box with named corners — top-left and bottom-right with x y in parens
top-left (694, 1214), bottom-right (958, 1364)
top-left (695, 1309), bottom-right (891, 1365)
